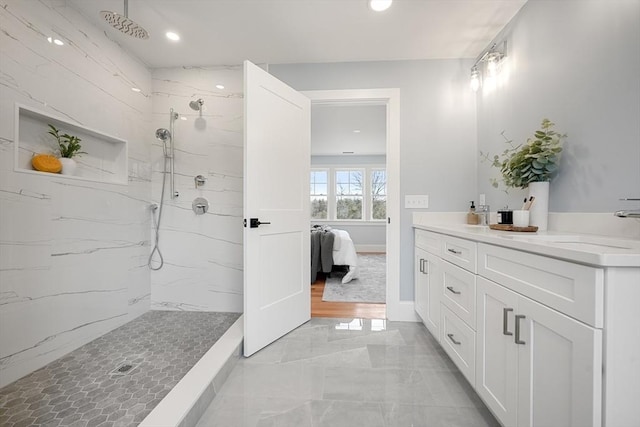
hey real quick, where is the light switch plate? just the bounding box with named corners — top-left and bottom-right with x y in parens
top-left (405, 195), bottom-right (429, 209)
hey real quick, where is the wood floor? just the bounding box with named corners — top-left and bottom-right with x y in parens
top-left (311, 273), bottom-right (386, 319)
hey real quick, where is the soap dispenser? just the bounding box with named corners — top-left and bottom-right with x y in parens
top-left (467, 201), bottom-right (479, 225)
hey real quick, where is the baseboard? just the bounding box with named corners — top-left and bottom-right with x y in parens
top-left (355, 244), bottom-right (386, 253)
top-left (386, 300), bottom-right (420, 322)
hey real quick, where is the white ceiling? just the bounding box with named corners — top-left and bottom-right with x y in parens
top-left (66, 0), bottom-right (527, 69)
top-left (312, 104), bottom-right (386, 156)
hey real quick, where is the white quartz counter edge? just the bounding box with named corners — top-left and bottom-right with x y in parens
top-left (413, 223), bottom-right (640, 267)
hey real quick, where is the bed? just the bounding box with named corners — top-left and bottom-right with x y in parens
top-left (310, 226), bottom-right (359, 284)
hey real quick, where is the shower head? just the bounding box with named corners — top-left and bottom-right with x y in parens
top-left (100, 0), bottom-right (149, 39)
top-left (155, 128), bottom-right (171, 142)
top-left (189, 99), bottom-right (204, 111)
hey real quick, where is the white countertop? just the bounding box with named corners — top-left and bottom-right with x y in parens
top-left (413, 222), bottom-right (640, 267)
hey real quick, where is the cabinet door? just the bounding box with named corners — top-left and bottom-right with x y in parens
top-left (414, 247), bottom-right (429, 322)
top-left (476, 277), bottom-right (519, 427)
top-left (516, 296), bottom-right (603, 427)
top-left (414, 247), bottom-right (440, 340)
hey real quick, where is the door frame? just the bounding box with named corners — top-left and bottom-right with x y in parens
top-left (303, 89), bottom-right (407, 321)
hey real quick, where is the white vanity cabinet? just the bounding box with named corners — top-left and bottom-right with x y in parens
top-left (413, 224), bottom-right (640, 427)
top-left (439, 244), bottom-right (477, 386)
top-left (475, 242), bottom-right (603, 427)
top-left (476, 277), bottom-right (602, 427)
top-left (414, 229), bottom-right (478, 385)
top-left (414, 230), bottom-right (441, 339)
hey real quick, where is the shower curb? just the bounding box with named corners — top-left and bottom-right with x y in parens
top-left (140, 315), bottom-right (244, 427)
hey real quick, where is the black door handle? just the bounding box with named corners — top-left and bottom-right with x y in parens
top-left (250, 218), bottom-right (271, 228)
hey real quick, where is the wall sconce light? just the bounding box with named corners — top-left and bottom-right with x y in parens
top-left (469, 42), bottom-right (506, 92)
top-left (470, 66), bottom-right (480, 92)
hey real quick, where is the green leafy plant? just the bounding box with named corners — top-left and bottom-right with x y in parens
top-left (481, 119), bottom-right (566, 190)
top-left (47, 124), bottom-right (86, 158)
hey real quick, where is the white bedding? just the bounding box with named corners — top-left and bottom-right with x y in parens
top-left (331, 229), bottom-right (359, 284)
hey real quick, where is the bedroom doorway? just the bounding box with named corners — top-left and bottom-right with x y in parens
top-left (304, 89), bottom-right (400, 320)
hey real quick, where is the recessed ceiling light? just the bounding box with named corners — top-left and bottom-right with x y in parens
top-left (353, 130), bottom-right (361, 133)
top-left (216, 84), bottom-right (225, 90)
top-left (180, 116), bottom-right (188, 121)
top-left (47, 36), bottom-right (64, 46)
top-left (131, 87), bottom-right (141, 92)
top-left (166, 31), bottom-right (180, 41)
top-left (369, 0), bottom-right (393, 12)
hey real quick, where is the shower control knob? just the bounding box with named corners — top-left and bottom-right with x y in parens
top-left (192, 197), bottom-right (209, 215)
top-left (194, 175), bottom-right (206, 188)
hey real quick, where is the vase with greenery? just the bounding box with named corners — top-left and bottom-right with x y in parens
top-left (48, 124), bottom-right (86, 159)
top-left (47, 124), bottom-right (86, 175)
top-left (481, 118), bottom-right (567, 230)
top-left (481, 118), bottom-right (566, 190)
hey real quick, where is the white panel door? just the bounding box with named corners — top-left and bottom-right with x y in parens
top-left (517, 296), bottom-right (602, 427)
top-left (476, 277), bottom-right (519, 427)
top-left (243, 60), bottom-right (311, 356)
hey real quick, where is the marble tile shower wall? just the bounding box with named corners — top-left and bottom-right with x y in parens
top-left (150, 67), bottom-right (244, 312)
top-left (0, 1), bottom-right (153, 387)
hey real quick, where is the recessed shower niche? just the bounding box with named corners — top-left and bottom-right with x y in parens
top-left (14, 104), bottom-right (128, 185)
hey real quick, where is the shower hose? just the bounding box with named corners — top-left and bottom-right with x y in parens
top-left (148, 156), bottom-right (168, 270)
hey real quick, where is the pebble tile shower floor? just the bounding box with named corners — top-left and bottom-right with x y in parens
top-left (0, 310), bottom-right (240, 427)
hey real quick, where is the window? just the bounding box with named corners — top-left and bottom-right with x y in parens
top-left (371, 169), bottom-right (386, 220)
top-left (336, 169), bottom-right (363, 220)
top-left (311, 165), bottom-right (386, 222)
top-left (310, 170), bottom-right (328, 219)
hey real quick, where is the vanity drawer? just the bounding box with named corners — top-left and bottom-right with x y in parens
top-left (415, 229), bottom-right (440, 255)
top-left (441, 260), bottom-right (476, 329)
top-left (441, 235), bottom-right (477, 273)
top-left (478, 243), bottom-right (604, 328)
top-left (440, 304), bottom-right (476, 387)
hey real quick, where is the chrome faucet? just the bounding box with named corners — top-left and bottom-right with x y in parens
top-left (477, 205), bottom-right (490, 226)
top-left (614, 198), bottom-right (640, 218)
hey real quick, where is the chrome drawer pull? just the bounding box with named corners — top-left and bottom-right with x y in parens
top-left (515, 314), bottom-right (526, 345)
top-left (419, 258), bottom-right (424, 273)
top-left (446, 286), bottom-right (461, 295)
top-left (447, 248), bottom-right (462, 255)
top-left (503, 308), bottom-right (513, 336)
top-left (447, 333), bottom-right (461, 345)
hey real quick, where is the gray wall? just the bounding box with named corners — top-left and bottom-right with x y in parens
top-left (476, 0), bottom-right (640, 212)
top-left (272, 60), bottom-right (478, 300)
top-left (311, 155), bottom-right (386, 165)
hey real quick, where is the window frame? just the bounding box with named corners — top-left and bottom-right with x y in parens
top-left (370, 168), bottom-right (387, 221)
top-left (310, 164), bottom-right (386, 223)
top-left (334, 167), bottom-right (365, 221)
top-left (310, 168), bottom-right (329, 221)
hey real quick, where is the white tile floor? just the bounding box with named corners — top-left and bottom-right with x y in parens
top-left (196, 318), bottom-right (499, 427)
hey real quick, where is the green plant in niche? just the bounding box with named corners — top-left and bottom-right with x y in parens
top-left (481, 119), bottom-right (566, 190)
top-left (47, 124), bottom-right (86, 158)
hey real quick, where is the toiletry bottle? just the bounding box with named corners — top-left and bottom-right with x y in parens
top-left (467, 201), bottom-right (479, 225)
